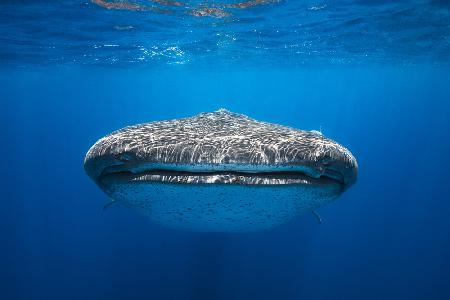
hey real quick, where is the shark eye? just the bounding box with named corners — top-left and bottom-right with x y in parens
top-left (320, 156), bottom-right (334, 165)
top-left (310, 130), bottom-right (323, 136)
top-left (116, 152), bottom-right (134, 162)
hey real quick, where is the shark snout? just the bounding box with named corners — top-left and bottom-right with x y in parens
top-left (315, 145), bottom-right (358, 191)
top-left (84, 152), bottom-right (136, 184)
top-left (320, 158), bottom-right (357, 191)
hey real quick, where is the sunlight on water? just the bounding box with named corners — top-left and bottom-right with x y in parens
top-left (0, 1), bottom-right (449, 67)
top-left (91, 0), bottom-right (278, 17)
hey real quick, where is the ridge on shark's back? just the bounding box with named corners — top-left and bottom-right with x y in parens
top-left (84, 109), bottom-right (358, 232)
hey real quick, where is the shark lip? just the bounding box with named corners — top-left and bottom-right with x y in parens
top-left (96, 164), bottom-right (347, 189)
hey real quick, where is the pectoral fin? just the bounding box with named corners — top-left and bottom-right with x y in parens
top-left (103, 200), bottom-right (118, 211)
top-left (312, 210), bottom-right (322, 224)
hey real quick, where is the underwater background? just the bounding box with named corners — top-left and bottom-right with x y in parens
top-left (1, 1), bottom-right (450, 299)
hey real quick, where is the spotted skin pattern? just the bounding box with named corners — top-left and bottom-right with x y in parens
top-left (85, 109), bottom-right (356, 173)
top-left (84, 109), bottom-right (357, 231)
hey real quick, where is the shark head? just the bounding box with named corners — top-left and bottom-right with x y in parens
top-left (84, 109), bottom-right (357, 231)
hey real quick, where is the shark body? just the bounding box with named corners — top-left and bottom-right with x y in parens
top-left (84, 109), bottom-right (357, 231)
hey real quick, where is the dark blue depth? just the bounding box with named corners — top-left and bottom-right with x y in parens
top-left (1, 0), bottom-right (450, 299)
top-left (1, 67), bottom-right (449, 300)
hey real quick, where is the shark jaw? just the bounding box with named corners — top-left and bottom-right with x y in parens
top-left (96, 163), bottom-right (344, 232)
top-left (91, 161), bottom-right (347, 232)
top-left (95, 161), bottom-right (348, 189)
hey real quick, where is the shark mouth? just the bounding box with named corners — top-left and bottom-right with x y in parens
top-left (96, 163), bottom-right (347, 190)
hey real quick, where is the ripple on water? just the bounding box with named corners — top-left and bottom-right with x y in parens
top-left (0, 0), bottom-right (449, 67)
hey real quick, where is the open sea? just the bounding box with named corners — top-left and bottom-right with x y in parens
top-left (1, 1), bottom-right (450, 299)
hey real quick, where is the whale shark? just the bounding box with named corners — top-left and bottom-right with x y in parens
top-left (84, 109), bottom-right (357, 231)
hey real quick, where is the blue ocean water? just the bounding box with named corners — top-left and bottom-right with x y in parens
top-left (1, 1), bottom-right (450, 300)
